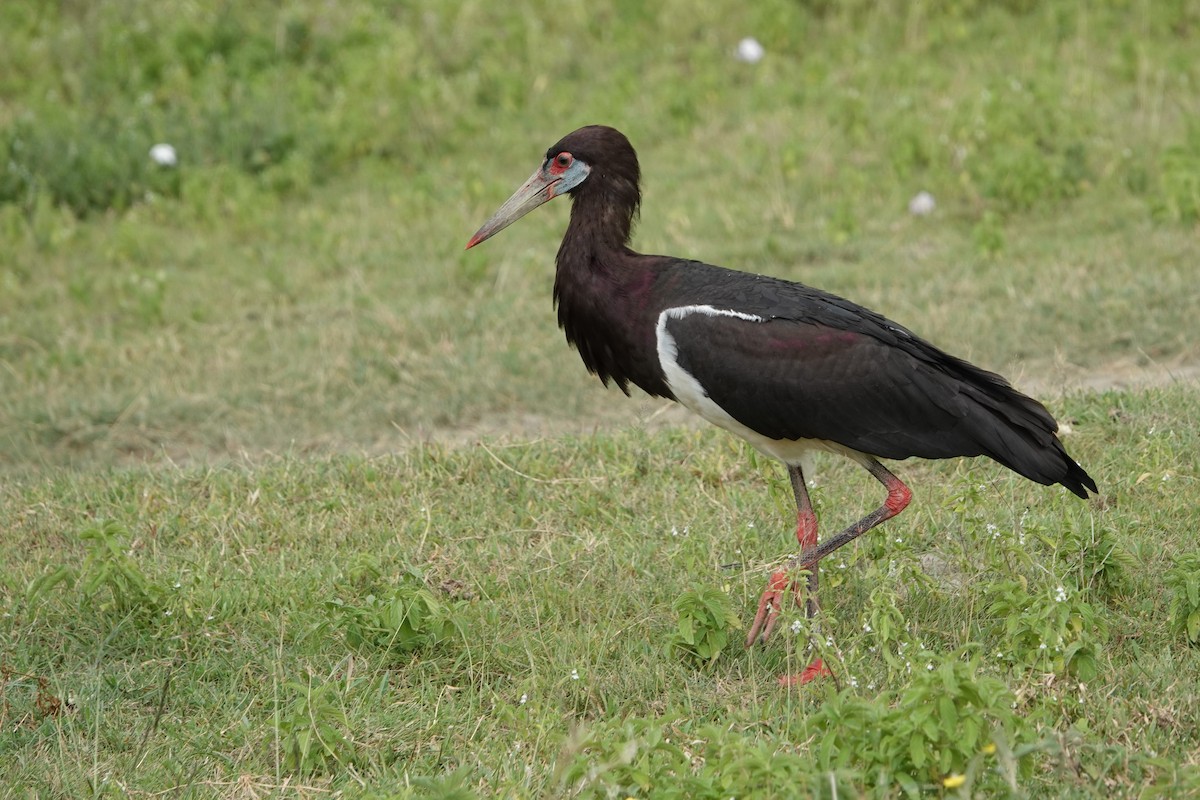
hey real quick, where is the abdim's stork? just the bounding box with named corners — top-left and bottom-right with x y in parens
top-left (466, 126), bottom-right (1096, 682)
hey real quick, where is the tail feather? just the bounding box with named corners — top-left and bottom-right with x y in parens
top-left (949, 361), bottom-right (1097, 499)
top-left (1056, 453), bottom-right (1098, 499)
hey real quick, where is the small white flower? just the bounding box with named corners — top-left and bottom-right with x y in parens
top-left (149, 143), bottom-right (177, 167)
top-left (570, 669), bottom-right (579, 681)
top-left (825, 636), bottom-right (834, 647)
top-left (205, 614), bottom-right (215, 621)
top-left (790, 619), bottom-right (803, 634)
top-left (1039, 642), bottom-right (1047, 650)
top-left (735, 37), bottom-right (765, 64)
top-left (987, 523), bottom-right (999, 539)
top-left (173, 581), bottom-right (182, 589)
top-left (519, 693), bottom-right (528, 705)
top-left (908, 191), bottom-right (936, 216)
top-left (848, 676), bottom-right (859, 687)
top-left (837, 560), bottom-right (847, 569)
top-left (927, 662), bottom-right (934, 671)
top-left (862, 622), bottom-right (873, 633)
top-left (164, 609), bottom-right (172, 616)
top-left (894, 537), bottom-right (903, 543)
top-left (1055, 586), bottom-right (1068, 602)
top-left (747, 521), bottom-right (755, 529)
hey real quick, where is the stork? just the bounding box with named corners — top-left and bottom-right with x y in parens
top-left (466, 126), bottom-right (1096, 683)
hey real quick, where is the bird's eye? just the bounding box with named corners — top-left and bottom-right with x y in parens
top-left (547, 152), bottom-right (574, 176)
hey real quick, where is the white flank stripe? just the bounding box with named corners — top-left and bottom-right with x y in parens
top-left (654, 304), bottom-right (867, 470)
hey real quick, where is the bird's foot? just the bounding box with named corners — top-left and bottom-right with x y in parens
top-left (745, 567), bottom-right (832, 687)
top-left (744, 561), bottom-right (820, 647)
top-left (778, 658), bottom-right (833, 687)
top-left (745, 569), bottom-right (797, 647)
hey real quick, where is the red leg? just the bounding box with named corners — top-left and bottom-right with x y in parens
top-left (746, 457), bottom-right (912, 651)
top-left (797, 499), bottom-right (819, 617)
top-left (746, 463), bottom-right (817, 646)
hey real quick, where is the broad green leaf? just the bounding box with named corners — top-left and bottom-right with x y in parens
top-left (938, 695), bottom-right (958, 732)
top-left (910, 734), bottom-right (926, 769)
top-left (1187, 609), bottom-right (1200, 644)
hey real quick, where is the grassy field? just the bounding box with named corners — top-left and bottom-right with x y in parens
top-left (2, 0), bottom-right (1200, 797)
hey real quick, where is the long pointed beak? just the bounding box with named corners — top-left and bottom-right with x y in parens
top-left (465, 166), bottom-right (561, 249)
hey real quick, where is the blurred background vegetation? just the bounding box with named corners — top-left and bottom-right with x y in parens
top-left (2, 0), bottom-right (1198, 221)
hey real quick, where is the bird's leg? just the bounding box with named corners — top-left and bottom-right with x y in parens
top-left (745, 463), bottom-right (818, 647)
top-left (792, 465), bottom-right (821, 618)
top-left (746, 457), bottom-right (911, 649)
top-left (796, 457), bottom-right (912, 567)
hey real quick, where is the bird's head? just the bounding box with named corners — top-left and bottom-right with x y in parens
top-left (466, 125), bottom-right (640, 249)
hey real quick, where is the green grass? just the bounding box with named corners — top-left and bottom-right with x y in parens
top-left (2, 390), bottom-right (1199, 796)
top-left (2, 0), bottom-right (1200, 796)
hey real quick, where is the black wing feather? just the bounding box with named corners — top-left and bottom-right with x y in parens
top-left (661, 270), bottom-right (1095, 498)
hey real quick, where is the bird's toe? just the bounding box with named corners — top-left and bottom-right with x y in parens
top-left (778, 658), bottom-right (833, 687)
top-left (745, 569), bottom-right (791, 647)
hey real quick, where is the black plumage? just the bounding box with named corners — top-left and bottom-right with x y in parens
top-left (467, 125), bottom-right (1096, 682)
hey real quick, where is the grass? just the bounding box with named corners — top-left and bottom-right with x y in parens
top-left (2, 0), bottom-right (1200, 796)
top-left (2, 391), bottom-right (1199, 796)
